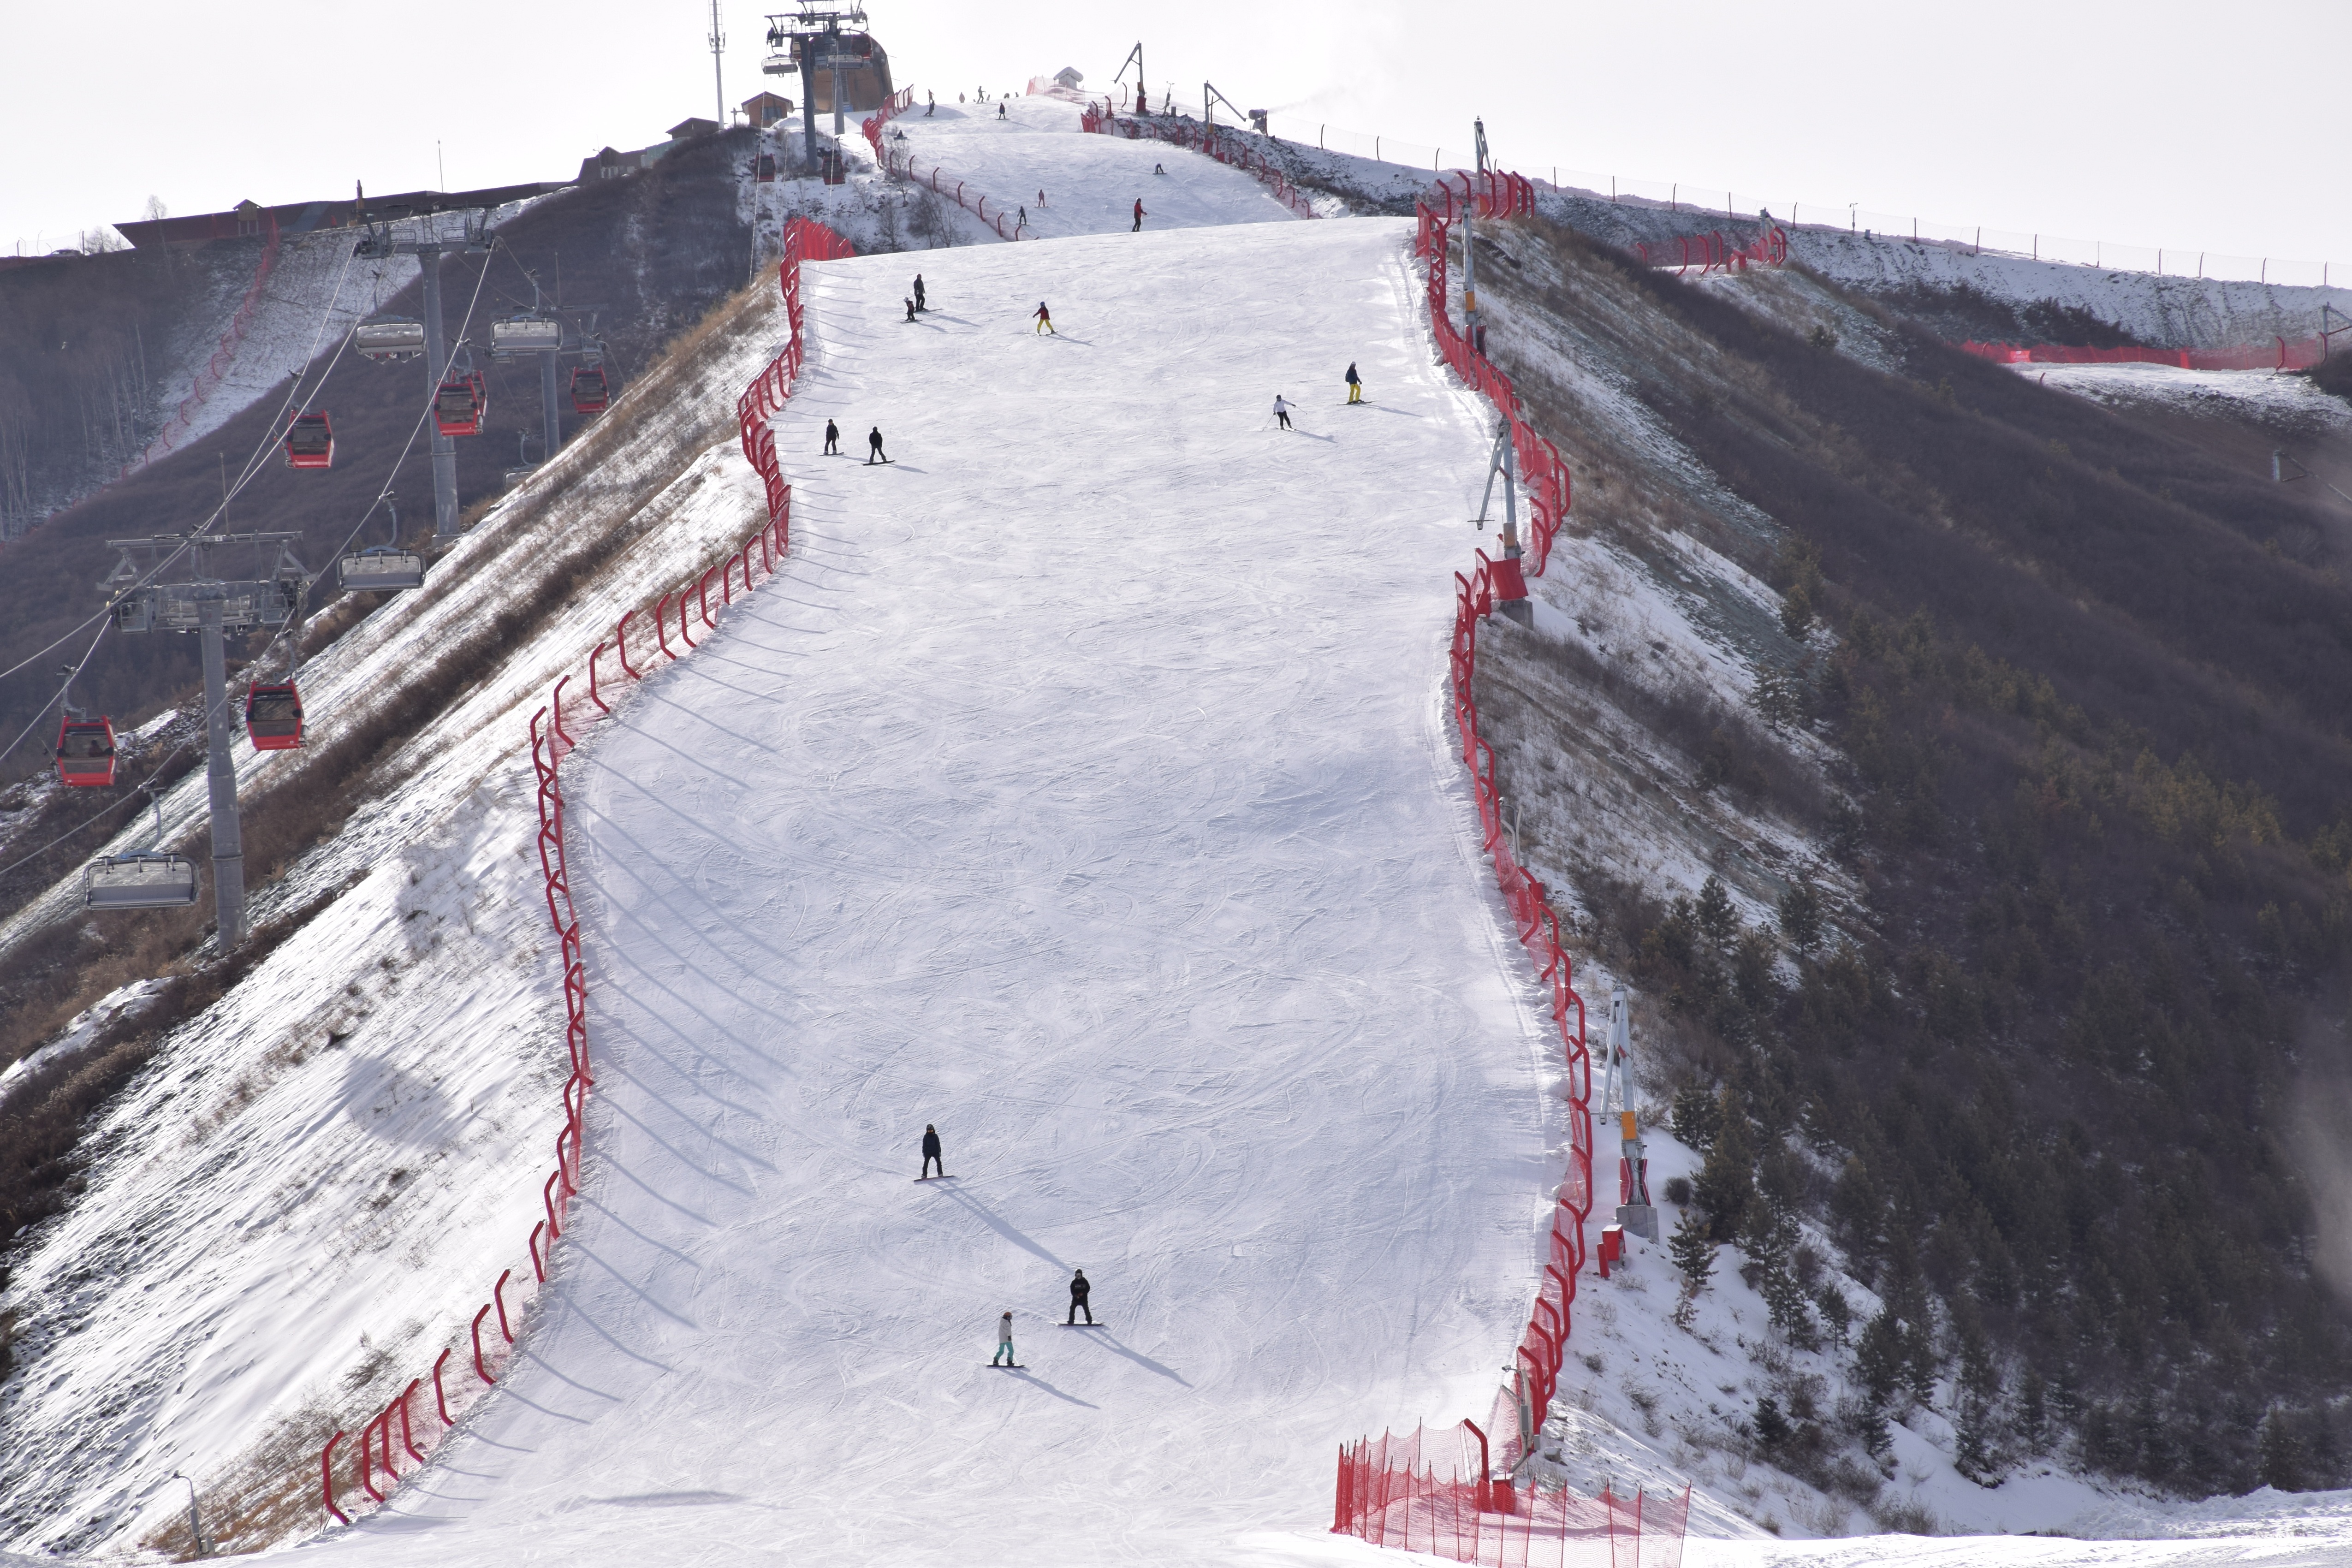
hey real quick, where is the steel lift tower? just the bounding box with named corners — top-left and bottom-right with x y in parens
top-left (101, 533), bottom-right (309, 946)
top-left (766, 2), bottom-right (870, 169)
top-left (354, 202), bottom-right (498, 537)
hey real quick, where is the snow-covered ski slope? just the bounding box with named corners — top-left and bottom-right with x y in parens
top-left (298, 206), bottom-right (1562, 1562)
top-left (888, 94), bottom-right (1302, 238)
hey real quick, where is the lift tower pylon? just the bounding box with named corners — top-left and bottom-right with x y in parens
top-left (101, 532), bottom-right (309, 947)
top-left (355, 201), bottom-right (497, 538)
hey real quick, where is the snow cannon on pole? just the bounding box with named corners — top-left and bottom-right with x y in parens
top-left (1601, 988), bottom-right (1657, 1241)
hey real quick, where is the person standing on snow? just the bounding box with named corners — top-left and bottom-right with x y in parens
top-left (997, 101), bottom-right (1007, 120)
top-left (1066, 1269), bottom-right (1093, 1325)
top-left (1345, 362), bottom-right (1364, 404)
top-left (1033, 301), bottom-right (1056, 335)
top-left (904, 295), bottom-right (916, 322)
top-left (926, 90), bottom-right (935, 117)
top-left (921, 1123), bottom-right (944, 1179)
top-left (1132, 197), bottom-right (1146, 232)
top-left (914, 273), bottom-right (927, 311)
top-left (1273, 394), bottom-right (1293, 431)
top-left (1037, 188), bottom-right (1047, 208)
top-left (823, 419), bottom-right (840, 455)
top-left (992, 1311), bottom-right (1017, 1366)
top-left (867, 425), bottom-right (891, 464)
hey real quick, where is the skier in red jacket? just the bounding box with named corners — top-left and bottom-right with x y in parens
top-left (1132, 197), bottom-right (1146, 232)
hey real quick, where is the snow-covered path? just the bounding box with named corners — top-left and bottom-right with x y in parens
top-left (310, 219), bottom-right (1559, 1563)
top-left (887, 94), bottom-right (1300, 238)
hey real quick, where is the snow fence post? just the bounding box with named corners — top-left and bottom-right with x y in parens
top-left (398, 1379), bottom-right (425, 1461)
top-left (433, 1349), bottom-right (454, 1425)
top-left (494, 1267), bottom-right (516, 1342)
top-left (471, 1305), bottom-right (497, 1384)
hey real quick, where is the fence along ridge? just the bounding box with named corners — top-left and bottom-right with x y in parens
top-left (311, 214), bottom-right (854, 1532)
top-left (1332, 172), bottom-right (1690, 1564)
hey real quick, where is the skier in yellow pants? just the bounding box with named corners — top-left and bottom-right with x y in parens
top-left (1033, 301), bottom-right (1056, 335)
top-left (1345, 362), bottom-right (1364, 403)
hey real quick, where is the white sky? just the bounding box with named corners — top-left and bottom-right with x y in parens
top-left (2, 0), bottom-right (2343, 270)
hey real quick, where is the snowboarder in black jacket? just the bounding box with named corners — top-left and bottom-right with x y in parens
top-left (867, 426), bottom-right (890, 464)
top-left (914, 273), bottom-right (927, 311)
top-left (1345, 362), bottom-right (1364, 404)
top-left (921, 1123), bottom-right (943, 1178)
top-left (1066, 1268), bottom-right (1093, 1324)
top-left (824, 419), bottom-right (839, 455)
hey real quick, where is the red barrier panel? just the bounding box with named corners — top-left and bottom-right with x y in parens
top-left (311, 214), bottom-right (855, 1530)
top-left (1332, 1424), bottom-right (1688, 1564)
top-left (1954, 334), bottom-right (2326, 371)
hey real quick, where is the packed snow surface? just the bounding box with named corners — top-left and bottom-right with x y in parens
top-left (295, 217), bottom-right (1562, 1564)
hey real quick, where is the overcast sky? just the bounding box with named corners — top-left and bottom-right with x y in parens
top-left (3, 0), bottom-right (2342, 272)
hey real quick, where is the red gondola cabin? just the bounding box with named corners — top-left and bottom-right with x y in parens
top-left (570, 365), bottom-right (610, 415)
top-left (285, 411), bottom-right (334, 469)
top-left (244, 682), bottom-right (303, 750)
top-left (55, 716), bottom-right (118, 787)
top-left (434, 372), bottom-right (487, 436)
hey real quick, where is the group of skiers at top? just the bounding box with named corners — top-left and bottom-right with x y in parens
top-left (841, 274), bottom-right (1368, 461)
top-left (918, 1125), bottom-right (1095, 1367)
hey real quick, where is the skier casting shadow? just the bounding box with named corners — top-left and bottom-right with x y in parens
top-left (1066, 1268), bottom-right (1093, 1324)
top-left (914, 273), bottom-right (927, 311)
top-left (867, 426), bottom-right (892, 464)
top-left (823, 419), bottom-right (840, 455)
top-left (1272, 394), bottom-right (1293, 431)
top-left (1345, 362), bottom-right (1365, 404)
top-left (1033, 301), bottom-right (1056, 335)
top-left (920, 1123), bottom-right (944, 1180)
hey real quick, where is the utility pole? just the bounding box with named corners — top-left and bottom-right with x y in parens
top-left (709, 0), bottom-right (727, 127)
top-left (101, 533), bottom-right (308, 949)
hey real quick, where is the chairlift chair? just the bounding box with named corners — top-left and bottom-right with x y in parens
top-left (491, 314), bottom-right (563, 357)
top-left (569, 364), bottom-right (610, 414)
top-left (336, 546), bottom-right (426, 594)
top-left (356, 315), bottom-right (428, 362)
top-left (55, 715), bottom-right (118, 787)
top-left (285, 411), bottom-right (334, 469)
top-left (244, 682), bottom-right (303, 750)
top-left (85, 852), bottom-right (201, 910)
top-left (434, 371), bottom-right (487, 436)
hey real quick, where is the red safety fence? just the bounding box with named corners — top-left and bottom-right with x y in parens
top-left (1330, 179), bottom-right (1646, 1557)
top-left (1415, 199), bottom-right (1573, 580)
top-left (1633, 227), bottom-right (1788, 276)
top-left (1082, 107), bottom-right (1319, 220)
top-left (1954, 335), bottom-right (2331, 372)
top-left (1336, 1422), bottom-right (1690, 1567)
top-left (132, 214), bottom-right (283, 472)
top-left (313, 214), bottom-right (855, 1531)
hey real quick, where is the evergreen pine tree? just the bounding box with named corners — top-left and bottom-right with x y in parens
top-left (1693, 1087), bottom-right (1756, 1241)
top-left (2258, 1408), bottom-right (2306, 1493)
top-left (1669, 1205), bottom-right (1716, 1296)
top-left (1856, 1308), bottom-right (1907, 1407)
top-left (1695, 875), bottom-right (1737, 944)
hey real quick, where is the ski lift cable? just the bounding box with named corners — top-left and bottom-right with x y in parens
top-left (0, 620), bottom-right (111, 772)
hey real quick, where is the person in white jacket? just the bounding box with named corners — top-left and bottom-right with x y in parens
top-left (992, 1311), bottom-right (1016, 1366)
top-left (1272, 395), bottom-right (1293, 431)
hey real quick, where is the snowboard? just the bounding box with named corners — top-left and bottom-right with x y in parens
top-left (987, 1362), bottom-right (1024, 1369)
top-left (914, 1174), bottom-right (956, 1182)
top-left (1059, 1322), bottom-right (1105, 1328)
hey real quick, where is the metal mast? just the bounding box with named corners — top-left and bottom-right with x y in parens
top-left (356, 205), bottom-right (496, 538)
top-left (709, 0), bottom-right (727, 127)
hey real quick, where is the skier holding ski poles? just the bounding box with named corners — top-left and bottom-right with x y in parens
top-left (1272, 394), bottom-right (1293, 431)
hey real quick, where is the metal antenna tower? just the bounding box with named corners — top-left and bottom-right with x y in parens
top-left (101, 532), bottom-right (309, 947)
top-left (709, 0), bottom-right (728, 127)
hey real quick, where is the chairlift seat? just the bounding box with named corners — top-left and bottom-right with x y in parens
top-left (492, 315), bottom-right (563, 356)
top-left (338, 547), bottom-right (426, 594)
top-left (85, 852), bottom-right (201, 910)
top-left (569, 365), bottom-right (610, 414)
top-left (245, 682), bottom-right (303, 749)
top-left (356, 316), bottom-right (428, 361)
top-left (285, 412), bottom-right (334, 469)
top-left (434, 372), bottom-right (487, 436)
top-left (55, 717), bottom-right (118, 787)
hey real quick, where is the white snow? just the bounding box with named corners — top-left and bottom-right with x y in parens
top-left (286, 211), bottom-right (1559, 1568)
